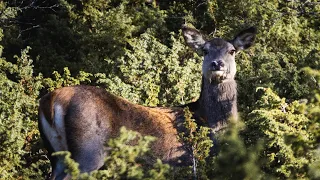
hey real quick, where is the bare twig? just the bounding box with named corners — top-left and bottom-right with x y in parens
top-left (17, 25), bottom-right (40, 39)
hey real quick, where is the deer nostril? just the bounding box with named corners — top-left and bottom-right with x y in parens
top-left (218, 61), bottom-right (224, 67)
top-left (212, 61), bottom-right (219, 67)
top-left (212, 61), bottom-right (224, 70)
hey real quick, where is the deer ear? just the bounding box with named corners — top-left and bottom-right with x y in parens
top-left (182, 25), bottom-right (206, 50)
top-left (232, 27), bottom-right (257, 51)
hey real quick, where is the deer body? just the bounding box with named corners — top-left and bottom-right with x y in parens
top-left (39, 86), bottom-right (188, 179)
top-left (38, 26), bottom-right (256, 179)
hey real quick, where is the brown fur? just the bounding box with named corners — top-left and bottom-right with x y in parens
top-left (40, 86), bottom-right (187, 166)
top-left (39, 87), bottom-right (75, 126)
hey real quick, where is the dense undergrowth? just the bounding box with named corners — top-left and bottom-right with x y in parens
top-left (0, 0), bottom-right (319, 179)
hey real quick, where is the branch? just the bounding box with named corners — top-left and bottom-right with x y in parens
top-left (17, 25), bottom-right (40, 39)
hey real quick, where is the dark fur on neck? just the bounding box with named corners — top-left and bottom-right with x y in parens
top-left (190, 77), bottom-right (238, 132)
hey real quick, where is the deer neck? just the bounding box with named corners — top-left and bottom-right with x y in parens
top-left (196, 77), bottom-right (238, 132)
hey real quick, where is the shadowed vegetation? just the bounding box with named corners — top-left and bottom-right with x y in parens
top-left (0, 0), bottom-right (319, 179)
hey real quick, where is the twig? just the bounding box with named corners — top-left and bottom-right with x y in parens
top-left (17, 25), bottom-right (40, 38)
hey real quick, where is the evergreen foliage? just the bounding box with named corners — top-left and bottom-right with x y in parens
top-left (0, 46), bottom-right (47, 178)
top-left (0, 0), bottom-right (319, 179)
top-left (246, 88), bottom-right (315, 178)
top-left (211, 120), bottom-right (263, 180)
top-left (179, 108), bottom-right (213, 179)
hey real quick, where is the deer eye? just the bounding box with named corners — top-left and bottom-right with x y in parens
top-left (203, 48), bottom-right (209, 55)
top-left (229, 49), bottom-right (236, 55)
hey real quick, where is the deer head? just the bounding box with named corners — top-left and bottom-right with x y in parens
top-left (182, 25), bottom-right (256, 84)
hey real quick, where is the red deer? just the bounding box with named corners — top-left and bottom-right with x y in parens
top-left (38, 26), bottom-right (256, 179)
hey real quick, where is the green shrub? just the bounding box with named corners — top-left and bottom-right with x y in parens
top-left (0, 47), bottom-right (47, 179)
top-left (246, 88), bottom-right (318, 178)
